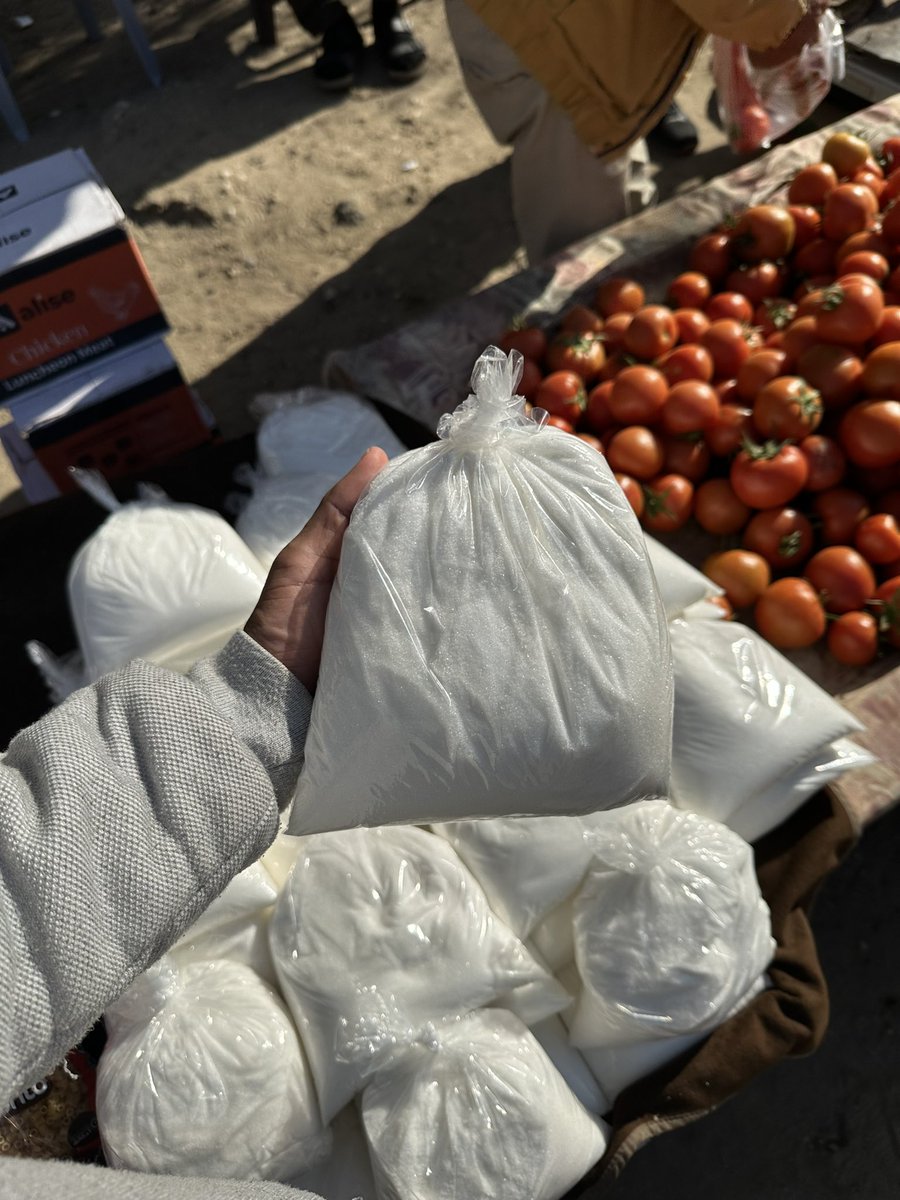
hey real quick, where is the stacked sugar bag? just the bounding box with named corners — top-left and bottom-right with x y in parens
top-left (291, 347), bottom-right (673, 834)
top-left (268, 825), bottom-right (569, 1123)
top-left (67, 474), bottom-right (265, 679)
top-left (97, 956), bottom-right (330, 1180)
top-left (360, 1009), bottom-right (609, 1200)
top-left (236, 389), bottom-right (408, 569)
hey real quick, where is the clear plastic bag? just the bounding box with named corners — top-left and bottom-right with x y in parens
top-left (97, 957), bottom-right (331, 1180)
top-left (268, 825), bottom-right (569, 1124)
top-left (668, 617), bottom-right (863, 826)
top-left (712, 11), bottom-right (845, 153)
top-left (360, 1008), bottom-right (609, 1200)
top-left (569, 800), bottom-right (775, 1048)
top-left (291, 347), bottom-right (672, 834)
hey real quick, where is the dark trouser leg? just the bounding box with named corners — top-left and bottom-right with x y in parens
top-left (285, 0), bottom-right (355, 36)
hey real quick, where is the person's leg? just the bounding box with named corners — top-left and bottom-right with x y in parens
top-left (372, 0), bottom-right (427, 83)
top-left (285, 0), bottom-right (364, 91)
top-left (445, 0), bottom-right (655, 263)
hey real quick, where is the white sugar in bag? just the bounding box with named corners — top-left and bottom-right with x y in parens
top-left (530, 897), bottom-right (577, 972)
top-left (68, 489), bottom-right (265, 679)
top-left (269, 826), bottom-right (568, 1123)
top-left (236, 472), bottom-right (338, 570)
top-left (291, 347), bottom-right (672, 834)
top-left (727, 737), bottom-right (876, 844)
top-left (530, 1015), bottom-right (610, 1115)
top-left (254, 389), bottom-right (407, 479)
top-left (97, 958), bottom-right (330, 1180)
top-left (361, 1009), bottom-right (609, 1200)
top-left (169, 861), bottom-right (278, 985)
top-left (432, 812), bottom-right (614, 939)
top-left (669, 618), bottom-right (863, 825)
top-left (643, 535), bottom-right (722, 620)
top-left (569, 800), bottom-right (774, 1049)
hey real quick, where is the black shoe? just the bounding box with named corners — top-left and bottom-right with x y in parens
top-left (313, 14), bottom-right (365, 92)
top-left (653, 102), bottom-right (699, 157)
top-left (373, 7), bottom-right (427, 83)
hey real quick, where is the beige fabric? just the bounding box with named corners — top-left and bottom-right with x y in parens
top-left (445, 0), bottom-right (655, 262)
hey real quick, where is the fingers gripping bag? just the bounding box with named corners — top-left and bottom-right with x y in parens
top-left (96, 958), bottom-right (331, 1180)
top-left (359, 1008), bottom-right (609, 1200)
top-left (268, 826), bottom-right (568, 1124)
top-left (291, 347), bottom-right (673, 834)
top-left (568, 800), bottom-right (775, 1050)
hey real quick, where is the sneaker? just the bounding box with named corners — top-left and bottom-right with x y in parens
top-left (373, 9), bottom-right (427, 83)
top-left (653, 102), bottom-right (699, 157)
top-left (313, 14), bottom-right (365, 92)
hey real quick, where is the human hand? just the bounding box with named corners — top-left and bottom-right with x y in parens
top-left (245, 447), bottom-right (389, 692)
top-left (747, 1), bottom-right (828, 69)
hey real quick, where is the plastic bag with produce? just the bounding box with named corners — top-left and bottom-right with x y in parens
top-left (291, 346), bottom-right (672, 834)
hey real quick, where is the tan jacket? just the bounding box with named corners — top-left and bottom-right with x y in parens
top-left (463, 0), bottom-right (807, 157)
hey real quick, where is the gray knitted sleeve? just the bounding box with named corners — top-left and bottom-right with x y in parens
top-left (0, 631), bottom-right (312, 1110)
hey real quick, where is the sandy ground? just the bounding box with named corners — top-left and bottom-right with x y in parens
top-left (0, 0), bottom-right (782, 515)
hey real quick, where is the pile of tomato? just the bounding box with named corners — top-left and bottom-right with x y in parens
top-left (498, 131), bottom-right (900, 666)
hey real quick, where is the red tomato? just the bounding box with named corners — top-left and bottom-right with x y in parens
top-left (705, 403), bottom-right (755, 457)
top-left (805, 545), bottom-right (877, 613)
top-left (730, 441), bottom-right (809, 508)
top-left (560, 304), bottom-right (605, 335)
top-left (606, 425), bottom-right (665, 479)
top-left (689, 232), bottom-right (733, 282)
top-left (595, 277), bottom-right (645, 317)
top-left (788, 162), bottom-right (838, 206)
top-left (658, 343), bottom-right (714, 385)
top-left (755, 579), bottom-right (826, 648)
top-left (545, 332), bottom-right (606, 382)
top-left (822, 183), bottom-right (879, 241)
top-left (823, 132), bottom-right (871, 178)
top-left (840, 250), bottom-right (890, 282)
top-left (601, 310), bottom-right (633, 352)
top-left (734, 104), bottom-right (770, 153)
top-left (694, 478), bottom-right (751, 535)
top-left (732, 205), bottom-right (795, 263)
top-left (799, 434), bottom-right (847, 492)
top-left (796, 343), bottom-right (863, 409)
top-left (641, 473), bottom-right (694, 533)
top-left (535, 371), bottom-right (587, 424)
top-left (882, 137), bottom-right (900, 171)
top-left (623, 305), bottom-right (678, 360)
top-left (753, 299), bottom-right (796, 338)
top-left (793, 237), bottom-right (836, 278)
top-left (703, 549), bottom-right (771, 609)
top-left (855, 513), bottom-right (900, 564)
top-left (813, 488), bottom-right (870, 545)
top-left (742, 506), bottom-right (815, 570)
top-left (827, 611), bottom-right (879, 665)
top-left (668, 272), bottom-right (711, 310)
top-left (736, 348), bottom-right (789, 401)
top-left (873, 575), bottom-right (900, 648)
top-left (545, 414), bottom-right (575, 433)
top-left (661, 380), bottom-right (719, 434)
top-left (860, 343), bottom-right (900, 399)
top-left (815, 276), bottom-right (884, 345)
top-left (716, 379), bottom-right (741, 405)
top-left (852, 169), bottom-right (885, 199)
top-left (576, 432), bottom-right (604, 452)
top-left (518, 357), bottom-right (543, 403)
top-left (661, 434), bottom-right (711, 482)
top-left (787, 205), bottom-right (822, 249)
top-left (834, 229), bottom-right (892, 265)
top-left (725, 262), bottom-right (785, 305)
top-left (609, 365), bottom-right (669, 424)
top-left (615, 472), bottom-right (645, 518)
top-left (499, 325), bottom-right (547, 361)
top-left (585, 380), bottom-right (616, 435)
top-left (781, 316), bottom-right (821, 364)
top-left (753, 376), bottom-right (823, 440)
top-left (672, 307), bottom-right (711, 344)
top-left (706, 291), bottom-right (755, 323)
top-left (839, 400), bottom-right (900, 469)
top-left (872, 306), bottom-right (900, 346)
top-left (702, 318), bottom-right (753, 378)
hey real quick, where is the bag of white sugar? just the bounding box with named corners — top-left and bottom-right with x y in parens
top-left (291, 346), bottom-right (672, 834)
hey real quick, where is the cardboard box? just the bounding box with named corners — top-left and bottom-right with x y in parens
top-left (0, 340), bottom-right (215, 503)
top-left (0, 149), bottom-right (167, 397)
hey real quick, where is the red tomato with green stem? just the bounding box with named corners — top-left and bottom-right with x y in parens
top-left (753, 376), bottom-right (823, 440)
top-left (732, 204), bottom-right (795, 263)
top-left (755, 578), bottom-right (826, 648)
top-left (705, 403), bottom-right (755, 457)
top-left (815, 276), bottom-right (884, 345)
top-left (535, 371), bottom-right (587, 424)
top-left (730, 440), bottom-right (809, 508)
top-left (754, 299), bottom-right (796, 338)
top-left (742, 506), bottom-right (815, 570)
top-left (796, 343), bottom-right (862, 409)
top-left (641, 473), bottom-right (695, 533)
top-left (545, 332), bottom-right (606, 382)
top-left (872, 575), bottom-right (900, 647)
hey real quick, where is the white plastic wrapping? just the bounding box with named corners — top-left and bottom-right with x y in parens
top-left (432, 811), bottom-right (614, 940)
top-left (169, 861), bottom-right (278, 985)
top-left (97, 958), bottom-right (331, 1180)
top-left (569, 800), bottom-right (774, 1049)
top-left (68, 494), bottom-right (266, 679)
top-left (269, 825), bottom-right (568, 1123)
top-left (530, 1015), bottom-right (611, 1115)
top-left (253, 388), bottom-right (407, 479)
top-left (291, 347), bottom-right (673, 834)
top-left (669, 618), bottom-right (864, 827)
top-left (643, 535), bottom-right (722, 620)
top-left (360, 1009), bottom-right (609, 1200)
top-left (235, 471), bottom-right (339, 570)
